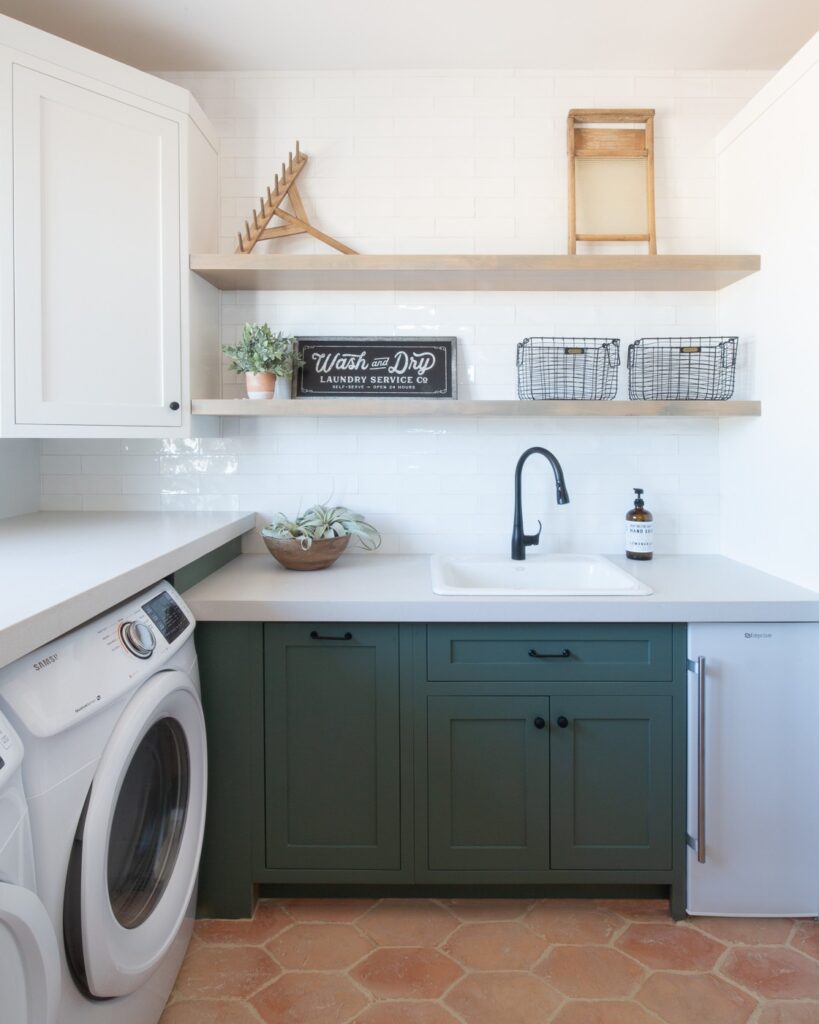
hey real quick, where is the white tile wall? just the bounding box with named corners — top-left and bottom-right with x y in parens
top-left (0, 440), bottom-right (40, 519)
top-left (41, 68), bottom-right (771, 555)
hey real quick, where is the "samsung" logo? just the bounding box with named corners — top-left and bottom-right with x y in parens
top-left (33, 654), bottom-right (59, 671)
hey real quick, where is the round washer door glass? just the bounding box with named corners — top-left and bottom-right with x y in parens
top-left (107, 717), bottom-right (190, 929)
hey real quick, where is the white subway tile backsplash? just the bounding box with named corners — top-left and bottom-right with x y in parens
top-left (39, 67), bottom-right (770, 553)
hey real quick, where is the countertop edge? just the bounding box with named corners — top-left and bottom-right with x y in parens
top-left (0, 513), bottom-right (256, 670)
top-left (185, 598), bottom-right (819, 624)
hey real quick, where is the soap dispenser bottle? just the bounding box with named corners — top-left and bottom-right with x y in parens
top-left (626, 487), bottom-right (654, 560)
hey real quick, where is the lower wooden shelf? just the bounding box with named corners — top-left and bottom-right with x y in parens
top-left (192, 398), bottom-right (761, 417)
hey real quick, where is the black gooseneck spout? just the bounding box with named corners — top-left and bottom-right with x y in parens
top-left (511, 447), bottom-right (570, 561)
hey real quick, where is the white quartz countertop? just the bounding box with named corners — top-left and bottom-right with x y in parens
top-left (183, 552), bottom-right (819, 623)
top-left (0, 511), bottom-right (255, 669)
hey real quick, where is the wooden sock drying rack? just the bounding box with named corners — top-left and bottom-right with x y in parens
top-left (235, 141), bottom-right (357, 255)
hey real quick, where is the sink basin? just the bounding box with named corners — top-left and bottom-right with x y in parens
top-left (430, 554), bottom-right (653, 597)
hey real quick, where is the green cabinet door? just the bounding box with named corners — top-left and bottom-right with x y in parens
top-left (426, 696), bottom-right (550, 871)
top-left (550, 695), bottom-right (673, 870)
top-left (264, 623), bottom-right (401, 870)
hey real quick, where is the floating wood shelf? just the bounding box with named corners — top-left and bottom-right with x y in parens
top-left (192, 398), bottom-right (761, 418)
top-left (190, 253), bottom-right (760, 292)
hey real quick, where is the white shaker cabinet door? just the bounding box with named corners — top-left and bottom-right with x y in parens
top-left (12, 63), bottom-right (182, 430)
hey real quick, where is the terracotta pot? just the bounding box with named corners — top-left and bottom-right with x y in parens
top-left (245, 371), bottom-right (277, 399)
top-left (262, 534), bottom-right (350, 571)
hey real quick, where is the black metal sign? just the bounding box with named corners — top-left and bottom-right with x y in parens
top-left (294, 337), bottom-right (457, 398)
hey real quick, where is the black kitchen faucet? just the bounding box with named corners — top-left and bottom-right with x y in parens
top-left (511, 447), bottom-right (570, 560)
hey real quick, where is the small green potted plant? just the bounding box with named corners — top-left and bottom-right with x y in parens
top-left (222, 323), bottom-right (303, 399)
top-left (261, 504), bottom-right (381, 570)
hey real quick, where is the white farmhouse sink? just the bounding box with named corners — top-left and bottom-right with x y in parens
top-left (430, 554), bottom-right (653, 597)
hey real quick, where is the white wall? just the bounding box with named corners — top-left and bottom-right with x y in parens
top-left (0, 439), bottom-right (40, 518)
top-left (717, 35), bottom-right (819, 590)
top-left (41, 68), bottom-right (770, 555)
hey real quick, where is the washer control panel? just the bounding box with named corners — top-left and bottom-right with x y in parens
top-left (118, 620), bottom-right (157, 659)
top-left (141, 590), bottom-right (190, 644)
top-left (0, 582), bottom-right (195, 740)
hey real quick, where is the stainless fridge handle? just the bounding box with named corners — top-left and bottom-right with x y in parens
top-left (687, 655), bottom-right (707, 864)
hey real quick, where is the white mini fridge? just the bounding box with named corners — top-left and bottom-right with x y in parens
top-left (686, 622), bottom-right (819, 917)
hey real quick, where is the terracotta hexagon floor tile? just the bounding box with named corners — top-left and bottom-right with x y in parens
top-left (524, 900), bottom-right (624, 945)
top-left (441, 898), bottom-right (534, 921)
top-left (354, 1002), bottom-right (463, 1024)
top-left (280, 897), bottom-right (376, 922)
top-left (756, 1002), bottom-right (819, 1023)
top-left (351, 947), bottom-right (463, 999)
top-left (721, 946), bottom-right (819, 999)
top-left (267, 922), bottom-right (374, 969)
top-left (615, 922), bottom-right (725, 970)
top-left (195, 901), bottom-right (292, 945)
top-left (790, 921), bottom-right (819, 961)
top-left (593, 899), bottom-right (671, 922)
top-left (636, 971), bottom-right (757, 1024)
top-left (160, 999), bottom-right (262, 1023)
top-left (252, 973), bottom-right (368, 1024)
top-left (443, 921), bottom-right (546, 970)
top-left (689, 916), bottom-right (794, 945)
top-left (358, 899), bottom-right (459, 946)
top-left (551, 1000), bottom-right (662, 1024)
top-left (173, 945), bottom-right (278, 999)
top-left (535, 945), bottom-right (646, 998)
top-left (445, 972), bottom-right (562, 1024)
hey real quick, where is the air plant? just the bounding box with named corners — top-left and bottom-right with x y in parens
top-left (261, 504), bottom-right (381, 551)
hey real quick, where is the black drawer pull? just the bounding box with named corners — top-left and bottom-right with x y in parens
top-left (528, 648), bottom-right (571, 660)
top-left (556, 715), bottom-right (570, 728)
top-left (533, 716), bottom-right (546, 730)
top-left (310, 630), bottom-right (353, 641)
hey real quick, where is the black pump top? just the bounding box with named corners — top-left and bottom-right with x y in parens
top-left (633, 487), bottom-right (645, 508)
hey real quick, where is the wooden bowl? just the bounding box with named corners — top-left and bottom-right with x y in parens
top-left (262, 534), bottom-right (351, 571)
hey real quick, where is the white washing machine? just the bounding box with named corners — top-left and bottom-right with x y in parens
top-left (0, 583), bottom-right (207, 1024)
top-left (0, 707), bottom-right (60, 1024)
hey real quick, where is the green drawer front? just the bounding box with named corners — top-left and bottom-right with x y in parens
top-left (427, 624), bottom-right (673, 682)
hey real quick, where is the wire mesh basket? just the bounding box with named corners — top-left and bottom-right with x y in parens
top-left (627, 336), bottom-right (738, 401)
top-left (516, 337), bottom-right (620, 400)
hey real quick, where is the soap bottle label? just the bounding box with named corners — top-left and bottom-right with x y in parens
top-left (626, 521), bottom-right (654, 554)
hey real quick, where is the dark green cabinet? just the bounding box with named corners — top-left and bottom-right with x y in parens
top-left (549, 696), bottom-right (673, 870)
top-left (196, 618), bottom-right (687, 919)
top-left (423, 694), bottom-right (673, 875)
top-left (264, 623), bottom-right (401, 870)
top-left (426, 696), bottom-right (549, 870)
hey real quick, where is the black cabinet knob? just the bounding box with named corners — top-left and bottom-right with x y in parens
top-left (169, 401), bottom-right (180, 411)
top-left (556, 715), bottom-right (569, 728)
top-left (533, 716), bottom-right (546, 730)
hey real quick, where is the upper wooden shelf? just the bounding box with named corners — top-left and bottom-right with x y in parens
top-left (189, 253), bottom-right (760, 292)
top-left (192, 398), bottom-right (761, 418)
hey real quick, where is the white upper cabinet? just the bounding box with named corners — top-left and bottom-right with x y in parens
top-left (0, 15), bottom-right (218, 437)
top-left (12, 66), bottom-right (182, 429)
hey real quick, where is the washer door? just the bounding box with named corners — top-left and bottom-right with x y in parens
top-left (0, 882), bottom-right (61, 1024)
top-left (67, 670), bottom-right (206, 998)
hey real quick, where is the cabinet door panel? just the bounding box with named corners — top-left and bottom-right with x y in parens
top-left (427, 696), bottom-right (549, 870)
top-left (12, 64), bottom-right (181, 428)
top-left (550, 695), bottom-right (672, 870)
top-left (264, 624), bottom-right (401, 870)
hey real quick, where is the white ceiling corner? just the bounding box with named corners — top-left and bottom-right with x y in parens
top-left (1, 0), bottom-right (817, 72)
